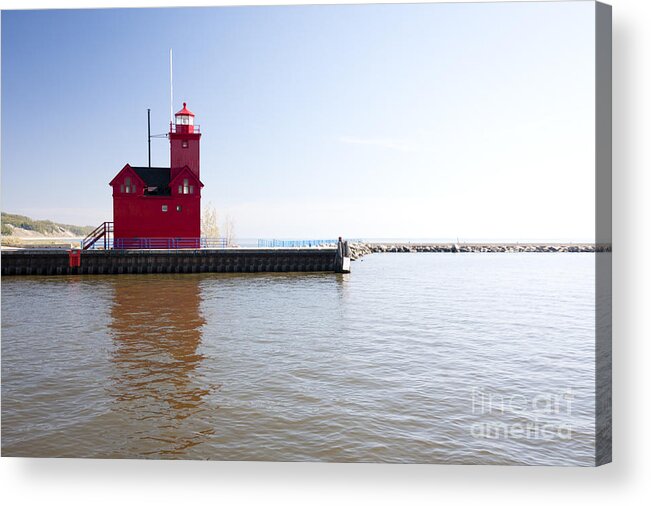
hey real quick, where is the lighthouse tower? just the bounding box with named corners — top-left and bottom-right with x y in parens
top-left (107, 102), bottom-right (204, 248)
top-left (170, 102), bottom-right (201, 182)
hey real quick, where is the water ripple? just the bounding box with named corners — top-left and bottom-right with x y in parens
top-left (2, 254), bottom-right (597, 464)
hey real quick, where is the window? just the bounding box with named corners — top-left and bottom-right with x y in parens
top-left (162, 205), bottom-right (168, 212)
top-left (176, 205), bottom-right (182, 212)
top-left (176, 114), bottom-right (193, 126)
top-left (178, 179), bottom-right (194, 195)
top-left (122, 177), bottom-right (135, 194)
top-left (182, 140), bottom-right (188, 148)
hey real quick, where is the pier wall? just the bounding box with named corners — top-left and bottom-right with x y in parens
top-left (1, 248), bottom-right (345, 276)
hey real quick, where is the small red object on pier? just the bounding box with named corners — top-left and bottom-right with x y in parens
top-left (68, 249), bottom-right (81, 268)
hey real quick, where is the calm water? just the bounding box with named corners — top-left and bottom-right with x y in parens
top-left (1, 253), bottom-right (596, 464)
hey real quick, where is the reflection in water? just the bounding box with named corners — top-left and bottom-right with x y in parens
top-left (108, 276), bottom-right (217, 457)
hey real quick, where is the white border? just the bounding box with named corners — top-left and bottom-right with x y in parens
top-left (1, 1), bottom-right (649, 505)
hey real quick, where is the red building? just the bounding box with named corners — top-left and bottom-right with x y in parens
top-left (109, 103), bottom-right (204, 248)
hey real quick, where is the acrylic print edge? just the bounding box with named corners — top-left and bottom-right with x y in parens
top-left (595, 0), bottom-right (612, 467)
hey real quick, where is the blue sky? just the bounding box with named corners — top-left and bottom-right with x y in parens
top-left (1, 2), bottom-right (596, 240)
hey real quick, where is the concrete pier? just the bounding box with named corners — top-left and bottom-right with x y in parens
top-left (1, 247), bottom-right (351, 276)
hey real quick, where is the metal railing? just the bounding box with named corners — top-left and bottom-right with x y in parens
top-left (82, 222), bottom-right (114, 250)
top-left (114, 238), bottom-right (200, 249)
top-left (83, 231), bottom-right (359, 251)
top-left (169, 124), bottom-right (200, 134)
top-left (83, 236), bottom-right (228, 250)
top-left (257, 239), bottom-right (344, 248)
top-left (201, 238), bottom-right (229, 249)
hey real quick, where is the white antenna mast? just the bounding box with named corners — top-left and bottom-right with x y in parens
top-left (169, 48), bottom-right (174, 126)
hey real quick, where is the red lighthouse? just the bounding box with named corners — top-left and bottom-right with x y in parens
top-left (169, 102), bottom-right (201, 182)
top-left (108, 103), bottom-right (204, 248)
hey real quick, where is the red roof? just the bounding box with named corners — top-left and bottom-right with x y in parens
top-left (175, 102), bottom-right (195, 117)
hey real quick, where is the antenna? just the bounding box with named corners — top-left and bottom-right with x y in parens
top-left (142, 51), bottom-right (175, 160)
top-left (147, 108), bottom-right (151, 168)
top-left (169, 48), bottom-right (174, 127)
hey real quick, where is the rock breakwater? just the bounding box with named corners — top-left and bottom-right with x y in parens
top-left (348, 243), bottom-right (608, 260)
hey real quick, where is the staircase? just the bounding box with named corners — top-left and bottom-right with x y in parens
top-left (82, 222), bottom-right (113, 250)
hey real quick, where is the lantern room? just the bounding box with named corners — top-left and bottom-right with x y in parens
top-left (174, 102), bottom-right (195, 134)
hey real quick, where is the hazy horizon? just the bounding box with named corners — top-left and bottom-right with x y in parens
top-left (1, 2), bottom-right (596, 241)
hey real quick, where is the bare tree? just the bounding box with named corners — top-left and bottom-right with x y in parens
top-left (223, 214), bottom-right (236, 246)
top-left (201, 202), bottom-right (220, 238)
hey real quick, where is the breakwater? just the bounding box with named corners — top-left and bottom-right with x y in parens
top-left (1, 247), bottom-right (351, 276)
top-left (348, 243), bottom-right (605, 260)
